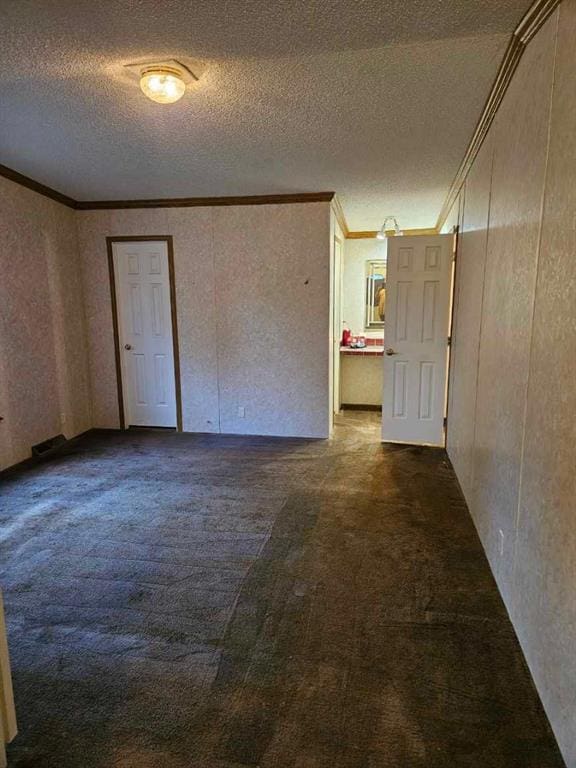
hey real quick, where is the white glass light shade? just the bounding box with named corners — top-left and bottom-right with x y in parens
top-left (140, 68), bottom-right (186, 104)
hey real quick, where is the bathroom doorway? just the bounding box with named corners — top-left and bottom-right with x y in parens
top-left (339, 238), bottom-right (387, 413)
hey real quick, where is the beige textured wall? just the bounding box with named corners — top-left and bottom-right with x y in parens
top-left (447, 6), bottom-right (576, 765)
top-left (0, 177), bottom-right (92, 469)
top-left (446, 137), bottom-right (492, 499)
top-left (77, 203), bottom-right (331, 439)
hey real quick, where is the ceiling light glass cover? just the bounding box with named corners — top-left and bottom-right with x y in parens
top-left (376, 216), bottom-right (402, 239)
top-left (140, 67), bottom-right (186, 104)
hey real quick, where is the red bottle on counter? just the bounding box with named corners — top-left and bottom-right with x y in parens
top-left (341, 328), bottom-right (351, 346)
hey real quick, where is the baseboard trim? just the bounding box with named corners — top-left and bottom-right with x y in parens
top-left (0, 428), bottom-right (94, 476)
top-left (340, 404), bottom-right (382, 412)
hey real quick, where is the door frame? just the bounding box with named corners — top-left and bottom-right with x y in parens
top-left (0, 589), bottom-right (17, 765)
top-left (106, 236), bottom-right (182, 431)
top-left (444, 224), bottom-right (460, 445)
top-left (332, 234), bottom-right (343, 416)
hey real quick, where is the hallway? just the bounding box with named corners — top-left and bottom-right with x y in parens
top-left (0, 413), bottom-right (563, 767)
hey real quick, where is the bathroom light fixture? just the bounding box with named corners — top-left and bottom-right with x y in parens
top-left (376, 216), bottom-right (402, 239)
top-left (140, 66), bottom-right (186, 104)
top-left (124, 58), bottom-right (206, 105)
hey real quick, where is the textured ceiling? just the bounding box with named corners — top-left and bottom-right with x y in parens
top-left (0, 0), bottom-right (532, 229)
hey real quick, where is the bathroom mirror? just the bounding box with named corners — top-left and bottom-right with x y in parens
top-left (365, 260), bottom-right (386, 329)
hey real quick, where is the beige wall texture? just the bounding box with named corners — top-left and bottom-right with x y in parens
top-left (0, 191), bottom-right (331, 466)
top-left (77, 202), bottom-right (331, 439)
top-left (446, 5), bottom-right (576, 765)
top-left (0, 176), bottom-right (91, 469)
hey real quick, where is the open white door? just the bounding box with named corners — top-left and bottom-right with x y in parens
top-left (382, 235), bottom-right (452, 446)
top-left (112, 240), bottom-right (178, 428)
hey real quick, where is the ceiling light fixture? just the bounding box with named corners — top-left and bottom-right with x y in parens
top-left (124, 58), bottom-right (206, 105)
top-left (376, 216), bottom-right (402, 239)
top-left (140, 66), bottom-right (186, 104)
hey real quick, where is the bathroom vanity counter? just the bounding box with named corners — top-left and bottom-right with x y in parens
top-left (340, 337), bottom-right (384, 356)
top-left (339, 340), bottom-right (384, 406)
top-left (340, 345), bottom-right (383, 356)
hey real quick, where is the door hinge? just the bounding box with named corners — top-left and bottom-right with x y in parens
top-left (447, 336), bottom-right (452, 346)
top-left (443, 416), bottom-right (448, 428)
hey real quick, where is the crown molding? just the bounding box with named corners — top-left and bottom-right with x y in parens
top-left (332, 197), bottom-right (438, 240)
top-left (75, 191), bottom-right (335, 210)
top-left (346, 227), bottom-right (438, 239)
top-left (331, 194), bottom-right (349, 237)
top-left (436, 0), bottom-right (561, 231)
top-left (0, 164), bottom-right (335, 211)
top-left (515, 0), bottom-right (560, 43)
top-left (347, 230), bottom-right (377, 239)
top-left (0, 163), bottom-right (76, 208)
top-left (0, 160), bottom-right (433, 239)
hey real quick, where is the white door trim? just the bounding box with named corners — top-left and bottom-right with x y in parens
top-left (0, 590), bottom-right (17, 767)
top-left (107, 236), bottom-right (182, 431)
top-left (332, 235), bottom-right (343, 416)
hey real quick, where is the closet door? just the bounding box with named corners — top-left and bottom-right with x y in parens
top-left (112, 240), bottom-right (178, 428)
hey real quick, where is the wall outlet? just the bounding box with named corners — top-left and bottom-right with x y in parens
top-left (237, 406), bottom-right (245, 418)
top-left (498, 529), bottom-right (505, 557)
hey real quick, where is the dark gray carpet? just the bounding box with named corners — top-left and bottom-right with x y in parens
top-left (0, 413), bottom-right (564, 767)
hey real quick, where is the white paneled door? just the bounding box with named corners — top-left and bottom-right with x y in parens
top-left (112, 240), bottom-right (177, 428)
top-left (382, 235), bottom-right (453, 446)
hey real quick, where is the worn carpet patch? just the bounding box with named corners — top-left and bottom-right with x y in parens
top-left (0, 414), bottom-right (564, 767)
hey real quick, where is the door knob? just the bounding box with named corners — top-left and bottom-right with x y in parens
top-left (124, 344), bottom-right (132, 350)
top-left (385, 348), bottom-right (398, 356)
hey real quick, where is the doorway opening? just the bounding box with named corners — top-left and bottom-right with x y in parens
top-left (331, 233), bottom-right (454, 446)
top-left (107, 236), bottom-right (182, 430)
top-left (338, 238), bottom-right (387, 418)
